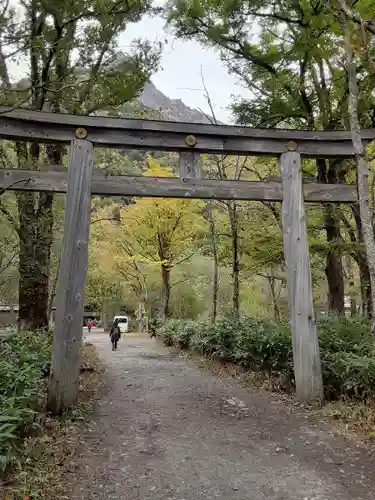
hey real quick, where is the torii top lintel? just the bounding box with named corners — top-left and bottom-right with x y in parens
top-left (0, 108), bottom-right (374, 158)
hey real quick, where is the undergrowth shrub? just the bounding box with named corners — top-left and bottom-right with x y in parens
top-left (0, 329), bottom-right (52, 472)
top-left (318, 316), bottom-right (373, 355)
top-left (163, 316), bottom-right (375, 401)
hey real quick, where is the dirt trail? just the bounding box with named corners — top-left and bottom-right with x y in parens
top-left (69, 332), bottom-right (375, 500)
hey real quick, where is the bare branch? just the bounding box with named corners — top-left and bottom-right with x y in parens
top-left (0, 249), bottom-right (17, 275)
top-left (170, 277), bottom-right (191, 288)
top-left (200, 67), bottom-right (218, 125)
top-left (0, 177), bottom-right (32, 197)
top-left (173, 247), bottom-right (201, 267)
top-left (90, 217), bottom-right (117, 225)
top-left (256, 272), bottom-right (286, 283)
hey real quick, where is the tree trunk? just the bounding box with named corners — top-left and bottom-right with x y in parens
top-left (227, 202), bottom-right (240, 320)
top-left (268, 276), bottom-right (281, 321)
top-left (161, 263), bottom-right (171, 321)
top-left (156, 230), bottom-right (172, 322)
top-left (17, 192), bottom-right (54, 330)
top-left (48, 257), bottom-right (60, 323)
top-left (17, 192), bottom-right (38, 330)
top-left (346, 257), bottom-right (358, 317)
top-left (316, 158), bottom-right (345, 315)
top-left (17, 141), bottom-right (59, 330)
top-left (206, 202), bottom-right (219, 324)
top-left (212, 230), bottom-right (219, 324)
top-left (34, 192), bottom-right (54, 323)
top-left (137, 302), bottom-right (143, 332)
top-left (324, 205), bottom-right (345, 315)
top-left (351, 204), bottom-right (372, 316)
top-left (358, 252), bottom-right (372, 316)
top-left (355, 154), bottom-right (375, 325)
top-left (342, 7), bottom-right (375, 336)
top-left (102, 303), bottom-right (109, 331)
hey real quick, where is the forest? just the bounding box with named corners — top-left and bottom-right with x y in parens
top-left (0, 0), bottom-right (374, 330)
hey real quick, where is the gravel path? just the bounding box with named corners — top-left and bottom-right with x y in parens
top-left (69, 331), bottom-right (375, 500)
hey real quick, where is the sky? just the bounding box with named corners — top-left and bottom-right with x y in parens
top-left (117, 14), bottom-right (248, 124)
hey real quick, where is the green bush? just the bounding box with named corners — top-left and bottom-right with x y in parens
top-left (163, 316), bottom-right (375, 401)
top-left (160, 318), bottom-right (181, 346)
top-left (170, 320), bottom-right (198, 349)
top-left (0, 329), bottom-right (52, 472)
top-left (318, 316), bottom-right (373, 355)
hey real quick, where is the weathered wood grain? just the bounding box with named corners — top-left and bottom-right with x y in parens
top-left (179, 151), bottom-right (202, 179)
top-left (1, 107), bottom-right (375, 140)
top-left (279, 151), bottom-right (324, 403)
top-left (0, 109), bottom-right (374, 157)
top-left (47, 139), bottom-right (93, 414)
top-left (0, 169), bottom-right (358, 202)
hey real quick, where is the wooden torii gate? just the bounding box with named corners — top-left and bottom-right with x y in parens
top-left (0, 109), bottom-right (373, 413)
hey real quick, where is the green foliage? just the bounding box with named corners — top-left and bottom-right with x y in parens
top-left (318, 317), bottom-right (375, 397)
top-left (0, 329), bottom-right (52, 472)
top-left (166, 0), bottom-right (345, 128)
top-left (318, 316), bottom-right (372, 354)
top-left (0, 0), bottom-right (163, 327)
top-left (165, 0), bottom-right (375, 322)
top-left (166, 319), bottom-right (199, 349)
top-left (163, 316), bottom-right (375, 400)
top-left (87, 158), bottom-right (208, 320)
top-left (1, 0), bottom-right (162, 111)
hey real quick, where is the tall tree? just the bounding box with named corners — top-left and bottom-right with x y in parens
top-left (203, 201), bottom-right (219, 323)
top-left (166, 0), bottom-right (375, 316)
top-left (0, 0), bottom-right (161, 329)
top-left (105, 159), bottom-right (207, 321)
top-left (338, 0), bottom-right (375, 334)
top-left (199, 73), bottom-right (245, 319)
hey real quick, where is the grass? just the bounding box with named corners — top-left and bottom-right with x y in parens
top-left (0, 333), bottom-right (104, 500)
top-left (316, 400), bottom-right (375, 446)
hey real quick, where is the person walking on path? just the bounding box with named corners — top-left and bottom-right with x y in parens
top-left (109, 323), bottom-right (121, 351)
top-left (149, 316), bottom-right (160, 339)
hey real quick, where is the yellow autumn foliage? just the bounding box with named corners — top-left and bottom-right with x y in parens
top-left (87, 158), bottom-right (208, 311)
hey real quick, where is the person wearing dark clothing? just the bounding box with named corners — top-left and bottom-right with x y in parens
top-left (109, 324), bottom-right (121, 351)
top-left (149, 317), bottom-right (159, 339)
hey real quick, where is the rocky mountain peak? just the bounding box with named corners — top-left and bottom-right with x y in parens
top-left (138, 80), bottom-right (220, 124)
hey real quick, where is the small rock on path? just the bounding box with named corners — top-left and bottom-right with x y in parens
top-left (68, 332), bottom-right (375, 500)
